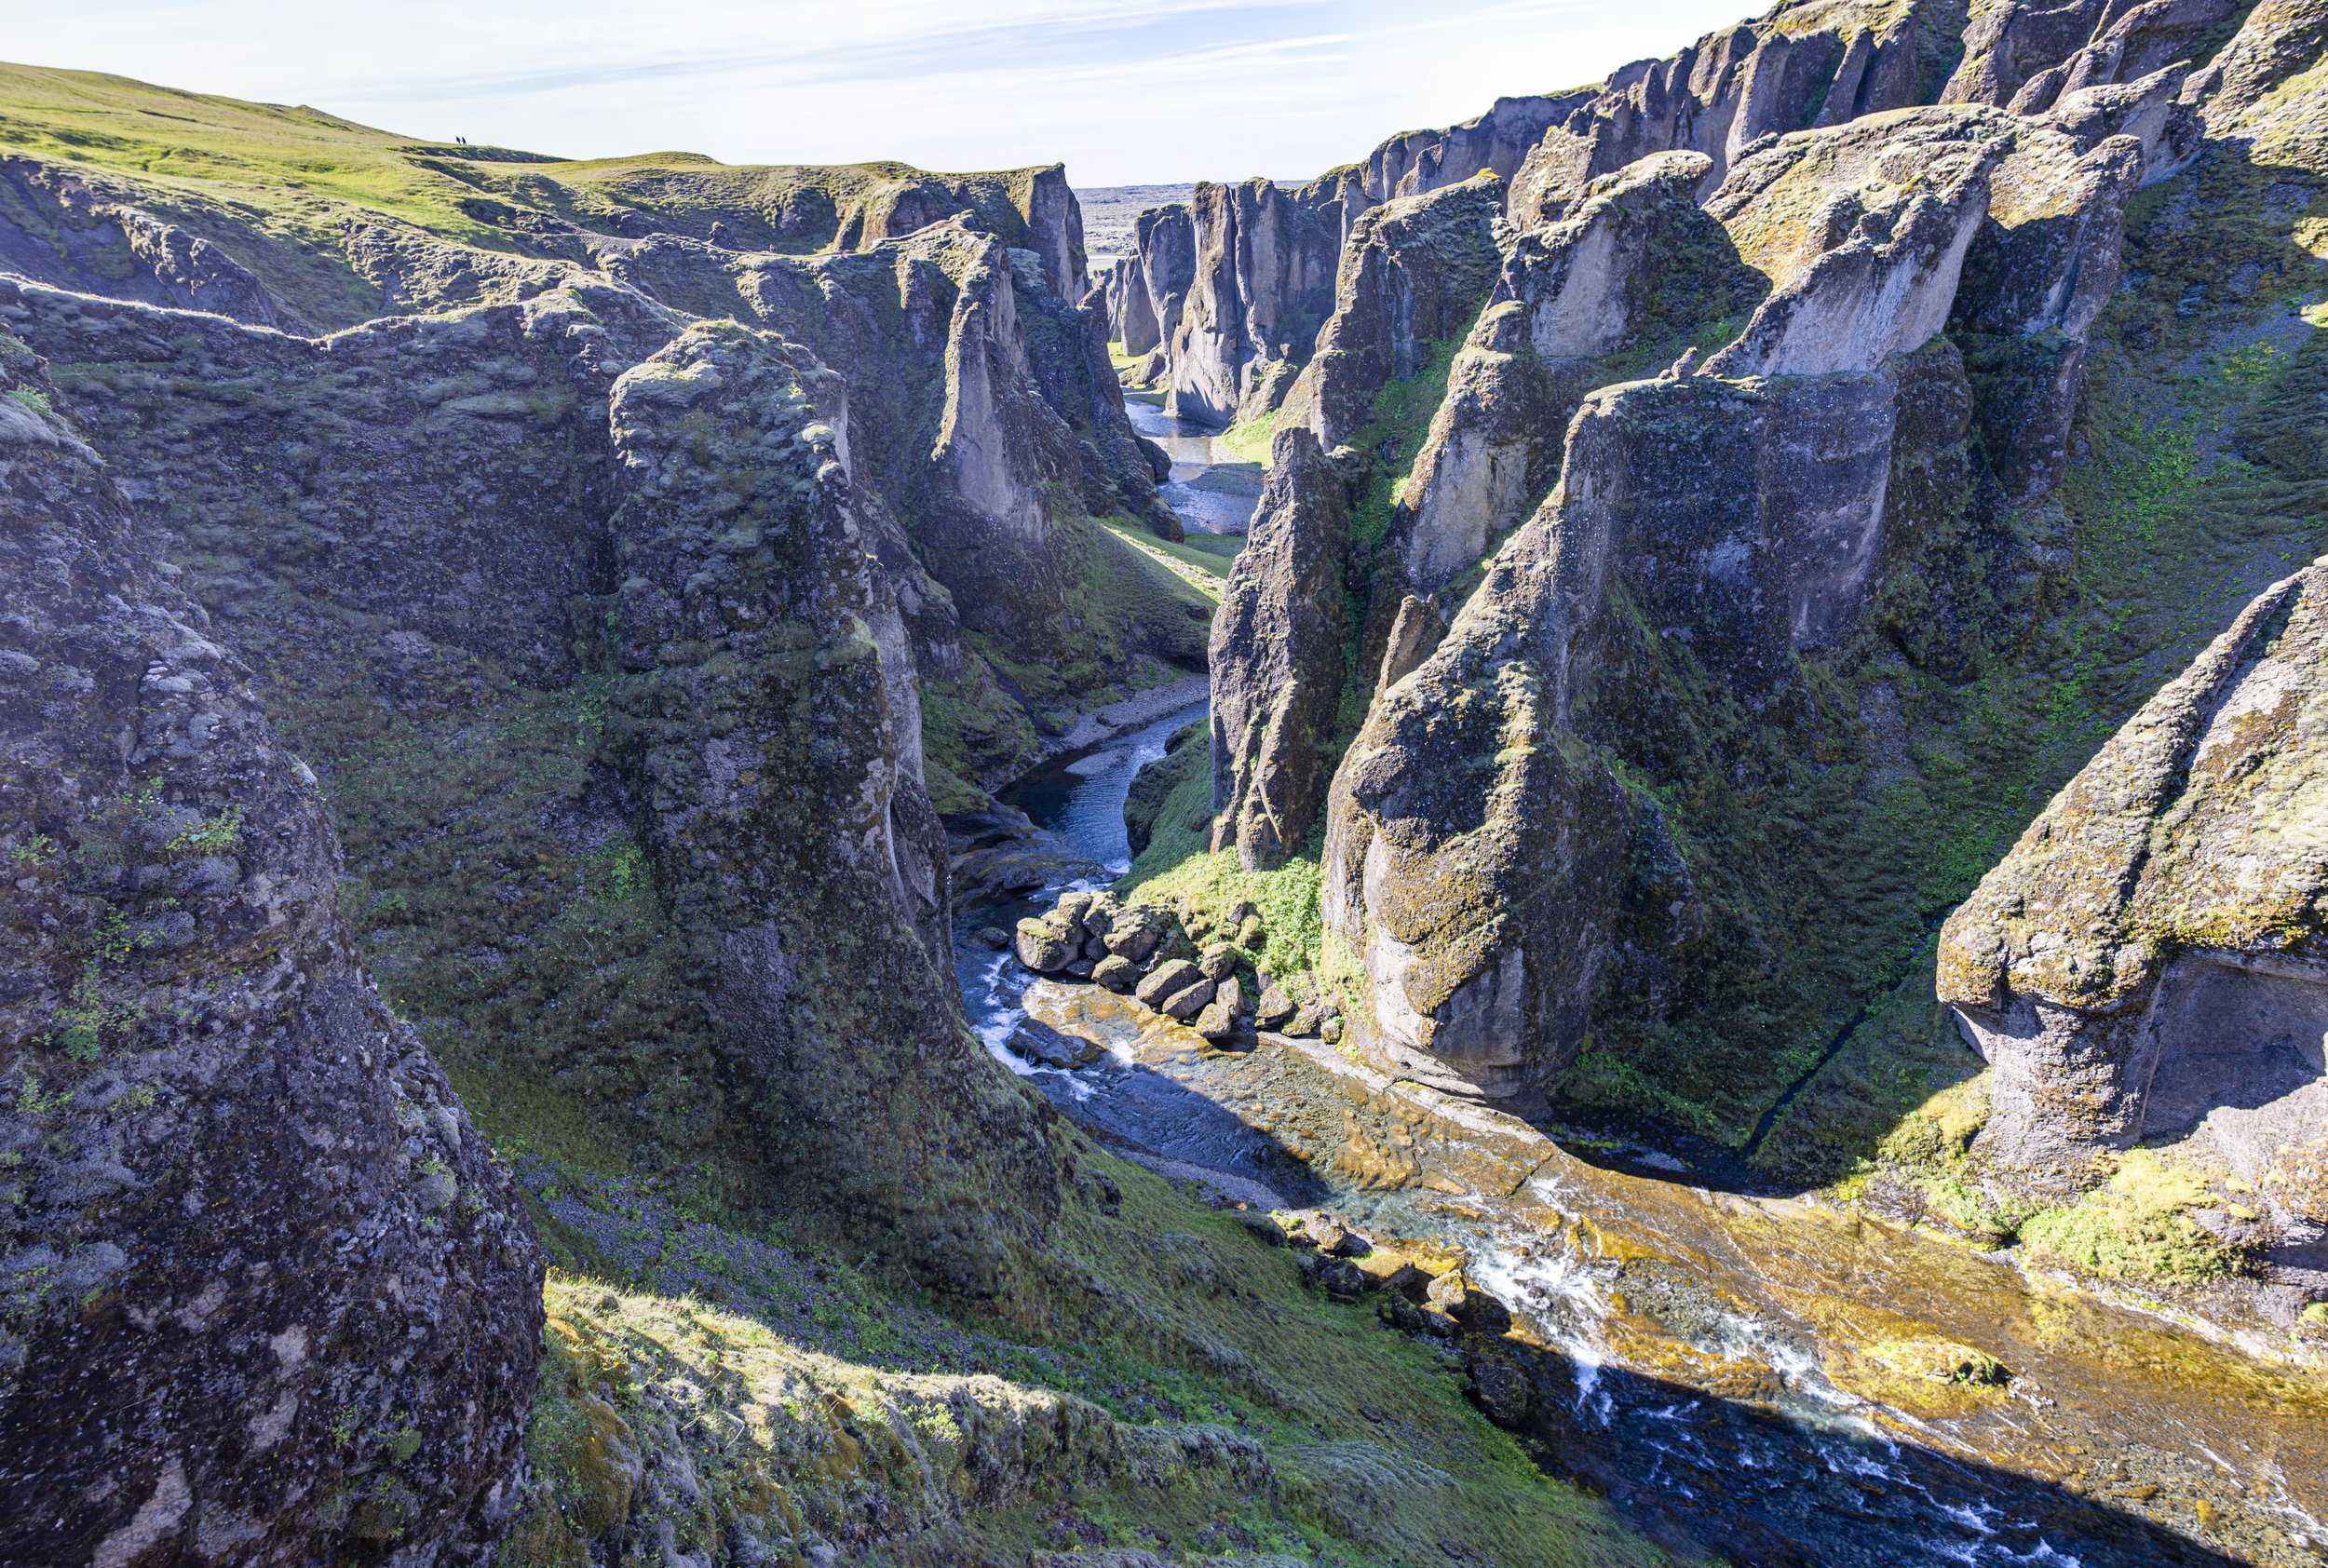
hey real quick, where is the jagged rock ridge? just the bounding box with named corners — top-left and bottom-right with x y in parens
top-left (1185, 0), bottom-right (2328, 1190)
top-left (0, 326), bottom-right (542, 1564)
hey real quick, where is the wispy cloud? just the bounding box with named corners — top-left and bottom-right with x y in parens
top-left (4, 0), bottom-right (1754, 183)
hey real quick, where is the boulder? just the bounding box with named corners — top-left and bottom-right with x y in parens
top-left (1378, 1262), bottom-right (1432, 1300)
top-left (1381, 1293), bottom-right (1432, 1333)
top-left (1008, 1020), bottom-right (1103, 1070)
top-left (1231, 1211), bottom-right (1289, 1247)
top-left (1302, 1255), bottom-right (1368, 1298)
top-left (1198, 944), bottom-right (1241, 981)
top-left (1162, 979), bottom-right (1218, 1022)
top-left (1014, 917), bottom-right (1074, 973)
top-left (973, 926), bottom-right (1012, 949)
top-left (1092, 954), bottom-right (1141, 991)
top-left (1194, 977), bottom-right (1246, 1040)
top-left (1134, 958), bottom-right (1206, 1009)
top-left (1469, 1360), bottom-right (1534, 1428)
top-left (1253, 984), bottom-right (1297, 1029)
top-left (1426, 1271), bottom-right (1511, 1332)
top-left (1102, 902), bottom-right (1177, 963)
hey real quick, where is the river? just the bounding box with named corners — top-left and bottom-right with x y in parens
top-left (946, 678), bottom-right (2324, 1567)
top-left (1123, 395), bottom-right (1261, 536)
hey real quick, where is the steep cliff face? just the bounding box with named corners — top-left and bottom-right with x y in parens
top-left (1321, 331), bottom-right (1979, 1101)
top-left (1106, 203), bottom-right (1197, 381)
top-left (0, 328), bottom-right (543, 1562)
top-left (1504, 0), bottom-right (1975, 223)
top-left (1100, 0), bottom-right (2259, 449)
top-left (0, 171), bottom-right (1201, 1290)
top-left (1206, 178), bottom-right (1506, 871)
top-left (600, 323), bottom-right (1069, 1294)
top-left (1939, 562), bottom-right (2328, 1258)
top-left (1165, 179), bottom-right (1344, 426)
top-left (1941, 0), bottom-right (2240, 113)
top-left (1392, 151), bottom-right (1753, 599)
top-left (1303, 89), bottom-right (2181, 1109)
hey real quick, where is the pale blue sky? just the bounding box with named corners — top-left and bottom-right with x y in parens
top-left (8, 1), bottom-right (1759, 184)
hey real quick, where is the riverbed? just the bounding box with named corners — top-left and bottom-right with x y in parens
top-left (949, 704), bottom-right (2328, 1566)
top-left (1123, 394), bottom-right (1262, 536)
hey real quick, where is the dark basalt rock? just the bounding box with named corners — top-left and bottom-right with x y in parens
top-left (1165, 179), bottom-right (1343, 426)
top-left (0, 325), bottom-right (542, 1565)
top-left (1940, 560), bottom-right (2328, 1277)
top-left (602, 322), bottom-right (1071, 1295)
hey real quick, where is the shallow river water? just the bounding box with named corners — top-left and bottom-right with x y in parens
top-left (951, 703), bottom-right (2328, 1566)
top-left (1123, 396), bottom-right (1261, 535)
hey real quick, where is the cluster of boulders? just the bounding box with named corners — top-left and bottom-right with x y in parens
top-left (1008, 889), bottom-right (1341, 1044)
top-left (1235, 1210), bottom-right (1513, 1338)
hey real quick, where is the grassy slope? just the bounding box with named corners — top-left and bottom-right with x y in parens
top-left (0, 61), bottom-right (1067, 331)
top-left (507, 1152), bottom-right (1660, 1567)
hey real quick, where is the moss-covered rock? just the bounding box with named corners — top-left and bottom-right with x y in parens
top-left (0, 319), bottom-right (541, 1564)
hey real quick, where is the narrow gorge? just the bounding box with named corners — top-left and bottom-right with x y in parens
top-left (5, 1), bottom-right (2328, 1562)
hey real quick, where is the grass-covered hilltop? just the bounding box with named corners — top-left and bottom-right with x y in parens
top-left (6, 0), bottom-right (2328, 1562)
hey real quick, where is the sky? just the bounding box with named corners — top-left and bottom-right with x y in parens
top-left (7, 0), bottom-right (1762, 185)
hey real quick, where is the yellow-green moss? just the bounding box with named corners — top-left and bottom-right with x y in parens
top-left (2018, 1150), bottom-right (2248, 1283)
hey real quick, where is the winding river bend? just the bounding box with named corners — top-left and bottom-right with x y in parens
top-left (949, 713), bottom-right (2327, 1566)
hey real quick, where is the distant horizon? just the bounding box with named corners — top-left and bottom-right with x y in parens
top-left (6, 1), bottom-right (1759, 187)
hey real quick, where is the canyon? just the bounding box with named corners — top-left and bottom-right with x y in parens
top-left (3, 0), bottom-right (2328, 1562)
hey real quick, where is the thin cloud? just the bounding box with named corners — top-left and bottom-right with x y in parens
top-left (3, 0), bottom-right (1755, 183)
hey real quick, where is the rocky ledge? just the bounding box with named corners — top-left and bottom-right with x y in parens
top-left (1007, 890), bottom-right (1344, 1047)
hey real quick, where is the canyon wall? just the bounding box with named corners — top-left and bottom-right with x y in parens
top-left (1187, 0), bottom-right (2328, 1196)
top-left (1940, 561), bottom-right (2328, 1285)
top-left (0, 106), bottom-right (1214, 1561)
top-left (0, 318), bottom-right (543, 1565)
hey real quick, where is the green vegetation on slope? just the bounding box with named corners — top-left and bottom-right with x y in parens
top-left (506, 1154), bottom-right (1658, 1566)
top-left (1739, 143), bottom-right (2328, 1196)
top-left (0, 61), bottom-right (1076, 331)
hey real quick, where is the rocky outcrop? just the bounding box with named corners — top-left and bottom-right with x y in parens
top-left (613, 216), bottom-right (1196, 754)
top-left (1704, 109), bottom-right (2009, 377)
top-left (0, 318), bottom-right (542, 1561)
top-left (0, 209), bottom-right (1194, 1282)
top-left (1390, 152), bottom-right (1734, 598)
top-left (1941, 0), bottom-right (2238, 115)
top-left (1938, 563), bottom-right (2328, 1271)
top-left (0, 157), bottom-right (300, 330)
top-left (1110, 204), bottom-right (1196, 382)
top-left (1364, 95), bottom-right (1598, 204)
top-left (1507, 0), bottom-right (1975, 223)
top-left (2186, 0), bottom-right (2328, 170)
top-left (1322, 336), bottom-right (1975, 1101)
top-left (1207, 178), bottom-right (1505, 870)
top-left (602, 323), bottom-right (1070, 1294)
top-left (1166, 180), bottom-right (1343, 426)
top-left (1282, 177), bottom-right (1508, 449)
top-left (1207, 430), bottom-right (1355, 869)
top-left (1313, 101), bottom-right (2120, 1102)
top-left (1949, 115), bottom-right (2148, 502)
top-left (0, 75), bottom-right (1096, 337)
